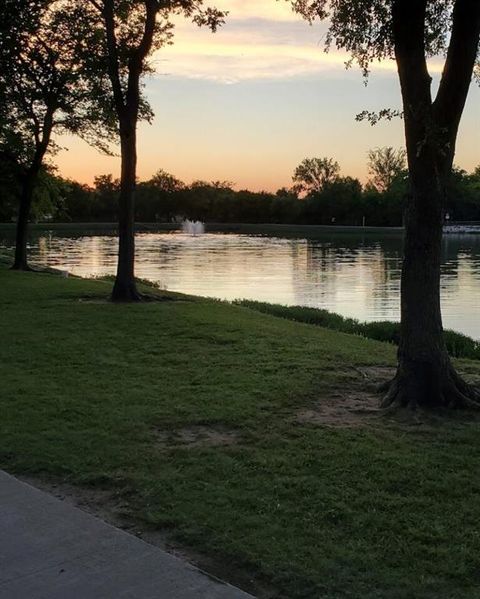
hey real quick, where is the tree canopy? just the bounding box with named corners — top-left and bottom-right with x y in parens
top-left (289, 1), bottom-right (465, 73)
top-left (0, 0), bottom-right (115, 269)
top-left (292, 157), bottom-right (340, 195)
top-left (0, 0), bottom-right (112, 169)
top-left (367, 147), bottom-right (407, 193)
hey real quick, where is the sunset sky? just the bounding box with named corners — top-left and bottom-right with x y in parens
top-left (55, 0), bottom-right (480, 192)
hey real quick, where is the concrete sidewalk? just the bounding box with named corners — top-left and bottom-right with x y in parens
top-left (0, 471), bottom-right (254, 598)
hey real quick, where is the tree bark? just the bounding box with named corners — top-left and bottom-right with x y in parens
top-left (383, 0), bottom-right (480, 408)
top-left (11, 162), bottom-right (42, 271)
top-left (111, 116), bottom-right (141, 302)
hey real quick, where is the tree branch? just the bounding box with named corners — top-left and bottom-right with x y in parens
top-left (433, 0), bottom-right (480, 135)
top-left (102, 0), bottom-right (126, 116)
top-left (392, 0), bottom-right (434, 161)
top-left (134, 0), bottom-right (158, 65)
top-left (125, 0), bottom-right (158, 116)
top-left (392, 0), bottom-right (432, 110)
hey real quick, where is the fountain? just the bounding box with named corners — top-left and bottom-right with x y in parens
top-left (182, 220), bottom-right (205, 236)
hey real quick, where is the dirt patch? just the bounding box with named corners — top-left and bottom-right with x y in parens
top-left (155, 424), bottom-right (240, 448)
top-left (297, 364), bottom-right (480, 429)
top-left (297, 389), bottom-right (383, 429)
top-left (355, 365), bottom-right (396, 385)
top-left (20, 476), bottom-right (136, 532)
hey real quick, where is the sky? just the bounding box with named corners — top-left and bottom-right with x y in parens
top-left (55, 0), bottom-right (480, 192)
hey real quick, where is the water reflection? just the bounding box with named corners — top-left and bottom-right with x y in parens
top-left (1, 230), bottom-right (479, 339)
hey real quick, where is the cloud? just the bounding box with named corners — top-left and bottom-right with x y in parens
top-left (153, 2), bottom-right (444, 83)
top-left (208, 0), bottom-right (299, 22)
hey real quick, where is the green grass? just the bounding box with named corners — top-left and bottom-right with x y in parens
top-left (236, 299), bottom-right (480, 360)
top-left (2, 267), bottom-right (480, 598)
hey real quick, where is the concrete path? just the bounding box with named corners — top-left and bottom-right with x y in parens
top-left (0, 471), bottom-right (254, 598)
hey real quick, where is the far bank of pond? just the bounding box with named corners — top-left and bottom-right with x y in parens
top-left (0, 221), bottom-right (405, 236)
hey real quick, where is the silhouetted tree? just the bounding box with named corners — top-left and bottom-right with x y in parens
top-left (367, 147), bottom-right (407, 193)
top-left (290, 0), bottom-right (480, 408)
top-left (306, 176), bottom-right (363, 224)
top-left (446, 166), bottom-right (480, 221)
top-left (0, 1), bottom-right (111, 270)
top-left (78, 0), bottom-right (226, 301)
top-left (136, 170), bottom-right (185, 221)
top-left (148, 169), bottom-right (185, 193)
top-left (93, 175), bottom-right (120, 221)
top-left (292, 157), bottom-right (340, 195)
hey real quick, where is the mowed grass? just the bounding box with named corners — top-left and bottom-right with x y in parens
top-left (2, 266), bottom-right (480, 598)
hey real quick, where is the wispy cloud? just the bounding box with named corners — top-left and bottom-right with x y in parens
top-left (154, 1), bottom-right (443, 83)
top-left (208, 0), bottom-right (298, 22)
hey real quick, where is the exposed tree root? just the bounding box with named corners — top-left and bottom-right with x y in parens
top-left (380, 365), bottom-right (480, 410)
top-left (10, 262), bottom-right (34, 272)
top-left (111, 281), bottom-right (143, 303)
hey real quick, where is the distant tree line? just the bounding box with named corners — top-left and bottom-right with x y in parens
top-left (2, 149), bottom-right (480, 226)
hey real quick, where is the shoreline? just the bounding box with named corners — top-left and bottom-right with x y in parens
top-left (1, 221), bottom-right (479, 236)
top-left (0, 221), bottom-right (404, 235)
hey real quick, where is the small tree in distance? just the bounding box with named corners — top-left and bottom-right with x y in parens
top-left (292, 157), bottom-right (340, 195)
top-left (367, 147), bottom-right (407, 193)
top-left (148, 169), bottom-right (185, 193)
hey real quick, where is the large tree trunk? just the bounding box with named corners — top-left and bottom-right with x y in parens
top-left (111, 117), bottom-right (141, 302)
top-left (382, 159), bottom-right (480, 408)
top-left (11, 166), bottom-right (41, 271)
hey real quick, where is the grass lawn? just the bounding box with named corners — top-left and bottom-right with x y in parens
top-left (1, 265), bottom-right (480, 598)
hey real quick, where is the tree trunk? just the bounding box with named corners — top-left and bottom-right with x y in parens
top-left (11, 166), bottom-right (40, 271)
top-left (111, 117), bottom-right (141, 302)
top-left (382, 160), bottom-right (479, 408)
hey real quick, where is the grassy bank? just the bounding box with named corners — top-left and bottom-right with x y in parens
top-left (2, 267), bottom-right (480, 598)
top-left (235, 300), bottom-right (480, 360)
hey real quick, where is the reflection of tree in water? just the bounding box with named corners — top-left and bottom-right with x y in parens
top-left (291, 234), bottom-right (404, 319)
top-left (440, 235), bottom-right (480, 325)
top-left (441, 234), bottom-right (480, 282)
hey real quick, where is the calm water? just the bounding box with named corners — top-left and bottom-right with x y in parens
top-left (2, 229), bottom-right (480, 339)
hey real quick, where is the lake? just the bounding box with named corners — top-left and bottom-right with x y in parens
top-left (1, 228), bottom-right (479, 339)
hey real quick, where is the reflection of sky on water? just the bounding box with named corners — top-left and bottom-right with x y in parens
top-left (2, 230), bottom-right (479, 339)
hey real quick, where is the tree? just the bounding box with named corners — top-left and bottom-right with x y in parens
top-left (136, 170), bottom-right (185, 221)
top-left (78, 0), bottom-right (226, 301)
top-left (0, 0), bottom-right (111, 270)
top-left (93, 174), bottom-right (120, 221)
top-left (367, 146), bottom-right (407, 193)
top-left (446, 166), bottom-right (480, 221)
top-left (148, 169), bottom-right (185, 193)
top-left (290, 0), bottom-right (480, 408)
top-left (306, 176), bottom-right (363, 225)
top-left (292, 157), bottom-right (340, 195)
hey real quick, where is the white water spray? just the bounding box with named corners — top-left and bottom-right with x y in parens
top-left (182, 220), bottom-right (205, 236)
